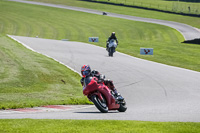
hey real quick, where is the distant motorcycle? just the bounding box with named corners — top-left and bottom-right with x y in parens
top-left (83, 76), bottom-right (127, 113)
top-left (102, 12), bottom-right (107, 15)
top-left (107, 39), bottom-right (117, 57)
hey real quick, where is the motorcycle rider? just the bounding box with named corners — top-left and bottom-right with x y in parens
top-left (106, 32), bottom-right (118, 51)
top-left (80, 64), bottom-right (123, 101)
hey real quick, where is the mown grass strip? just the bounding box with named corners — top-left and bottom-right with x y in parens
top-left (0, 0), bottom-right (199, 109)
top-left (29, 0), bottom-right (200, 28)
top-left (94, 0), bottom-right (200, 15)
top-left (0, 35), bottom-right (90, 109)
top-left (0, 119), bottom-right (200, 133)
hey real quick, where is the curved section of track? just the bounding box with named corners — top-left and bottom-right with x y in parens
top-left (9, 0), bottom-right (200, 40)
top-left (1, 35), bottom-right (199, 122)
top-left (2, 0), bottom-right (200, 122)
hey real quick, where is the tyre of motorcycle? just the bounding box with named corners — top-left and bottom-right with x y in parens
top-left (118, 100), bottom-right (127, 112)
top-left (108, 47), bottom-right (115, 57)
top-left (91, 94), bottom-right (108, 113)
top-left (108, 48), bottom-right (111, 56)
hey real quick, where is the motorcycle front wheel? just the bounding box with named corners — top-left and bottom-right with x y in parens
top-left (118, 100), bottom-right (127, 112)
top-left (108, 47), bottom-right (115, 57)
top-left (91, 95), bottom-right (108, 113)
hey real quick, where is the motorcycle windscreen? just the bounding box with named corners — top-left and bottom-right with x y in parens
top-left (108, 39), bottom-right (117, 47)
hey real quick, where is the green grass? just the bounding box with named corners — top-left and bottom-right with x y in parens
top-left (95, 0), bottom-right (200, 15)
top-left (0, 0), bottom-right (199, 109)
top-left (0, 119), bottom-right (200, 133)
top-left (0, 0), bottom-right (200, 132)
top-left (29, 0), bottom-right (200, 28)
top-left (0, 35), bottom-right (90, 109)
top-left (2, 0), bottom-right (200, 71)
top-left (0, 0), bottom-right (200, 110)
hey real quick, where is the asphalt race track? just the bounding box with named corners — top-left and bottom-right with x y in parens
top-left (0, 35), bottom-right (199, 122)
top-left (9, 0), bottom-right (200, 40)
top-left (1, 0), bottom-right (200, 122)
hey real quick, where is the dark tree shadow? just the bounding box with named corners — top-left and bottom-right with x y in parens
top-left (182, 38), bottom-right (200, 44)
top-left (164, 0), bottom-right (200, 3)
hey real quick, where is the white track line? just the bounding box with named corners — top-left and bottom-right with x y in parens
top-left (7, 34), bottom-right (81, 76)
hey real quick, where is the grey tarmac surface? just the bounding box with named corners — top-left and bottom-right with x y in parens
top-left (8, 0), bottom-right (200, 40)
top-left (2, 0), bottom-right (200, 122)
top-left (1, 35), bottom-right (199, 122)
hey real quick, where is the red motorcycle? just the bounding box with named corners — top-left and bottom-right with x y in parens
top-left (83, 77), bottom-right (127, 113)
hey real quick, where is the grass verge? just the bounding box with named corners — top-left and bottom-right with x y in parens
top-left (0, 35), bottom-right (90, 109)
top-left (29, 0), bottom-right (200, 28)
top-left (0, 119), bottom-right (200, 133)
top-left (0, 0), bottom-right (199, 109)
top-left (2, 0), bottom-right (200, 71)
top-left (92, 0), bottom-right (200, 15)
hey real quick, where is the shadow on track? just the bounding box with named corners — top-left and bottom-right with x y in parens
top-left (75, 111), bottom-right (118, 114)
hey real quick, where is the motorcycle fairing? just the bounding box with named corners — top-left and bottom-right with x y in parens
top-left (83, 77), bottom-right (120, 110)
top-left (108, 39), bottom-right (117, 48)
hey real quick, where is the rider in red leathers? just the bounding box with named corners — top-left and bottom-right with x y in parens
top-left (80, 65), bottom-right (123, 101)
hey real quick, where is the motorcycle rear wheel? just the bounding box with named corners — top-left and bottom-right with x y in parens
top-left (91, 95), bottom-right (108, 113)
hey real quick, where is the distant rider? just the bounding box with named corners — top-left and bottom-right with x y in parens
top-left (106, 32), bottom-right (118, 51)
top-left (80, 64), bottom-right (123, 101)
